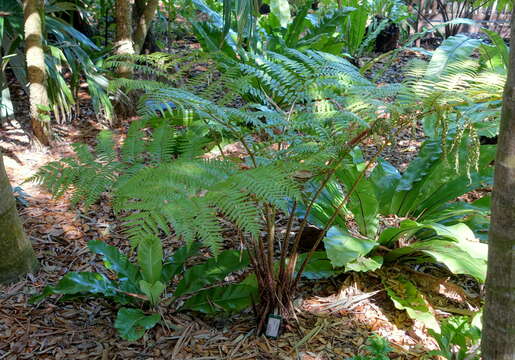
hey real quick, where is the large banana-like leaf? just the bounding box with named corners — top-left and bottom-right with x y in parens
top-left (414, 144), bottom-right (495, 219)
top-left (334, 150), bottom-right (379, 238)
top-left (389, 139), bottom-right (443, 215)
top-left (369, 158), bottom-right (401, 214)
top-left (161, 243), bottom-right (201, 283)
top-left (295, 251), bottom-right (344, 279)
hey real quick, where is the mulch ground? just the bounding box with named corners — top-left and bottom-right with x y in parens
top-left (0, 46), bottom-right (475, 360)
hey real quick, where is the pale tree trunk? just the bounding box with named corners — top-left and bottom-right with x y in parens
top-left (115, 0), bottom-right (135, 77)
top-left (0, 153), bottom-right (38, 283)
top-left (23, 0), bottom-right (51, 146)
top-left (481, 10), bottom-right (515, 360)
top-left (133, 0), bottom-right (160, 54)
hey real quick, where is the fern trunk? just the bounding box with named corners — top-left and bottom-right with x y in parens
top-left (0, 153), bottom-right (38, 284)
top-left (23, 0), bottom-right (51, 146)
top-left (481, 10), bottom-right (515, 359)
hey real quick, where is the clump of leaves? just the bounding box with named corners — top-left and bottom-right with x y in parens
top-left (297, 135), bottom-right (493, 329)
top-left (31, 239), bottom-right (255, 340)
top-left (346, 334), bottom-right (393, 360)
top-left (428, 316), bottom-right (482, 360)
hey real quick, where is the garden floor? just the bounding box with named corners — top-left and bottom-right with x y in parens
top-left (0, 45), bottom-right (477, 360)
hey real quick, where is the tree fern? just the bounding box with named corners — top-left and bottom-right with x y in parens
top-left (34, 48), bottom-right (400, 258)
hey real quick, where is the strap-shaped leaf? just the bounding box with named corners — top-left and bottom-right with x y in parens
top-left (385, 239), bottom-right (487, 282)
top-left (175, 250), bottom-right (249, 297)
top-left (138, 236), bottom-right (163, 284)
top-left (384, 276), bottom-right (440, 331)
top-left (88, 240), bottom-right (139, 281)
top-left (323, 226), bottom-right (377, 268)
top-left (139, 280), bottom-right (166, 306)
top-left (181, 275), bottom-right (257, 313)
top-left (114, 308), bottom-right (160, 341)
top-left (425, 34), bottom-right (482, 79)
top-left (161, 243), bottom-right (201, 283)
top-left (29, 272), bottom-right (118, 303)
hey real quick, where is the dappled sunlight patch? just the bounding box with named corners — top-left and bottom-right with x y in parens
top-left (299, 275), bottom-right (439, 357)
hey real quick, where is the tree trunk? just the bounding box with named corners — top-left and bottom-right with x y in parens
top-left (0, 153), bottom-right (38, 284)
top-left (23, 0), bottom-right (51, 146)
top-left (481, 10), bottom-right (515, 360)
top-left (115, 0), bottom-right (135, 78)
top-left (133, 0), bottom-right (160, 54)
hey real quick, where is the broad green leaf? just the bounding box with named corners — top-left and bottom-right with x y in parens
top-left (175, 250), bottom-right (249, 297)
top-left (425, 34), bottom-right (482, 79)
top-left (114, 308), bottom-right (160, 341)
top-left (370, 158), bottom-right (401, 214)
top-left (415, 144), bottom-right (495, 219)
top-left (138, 236), bottom-right (163, 284)
top-left (428, 316), bottom-right (481, 359)
top-left (284, 3), bottom-right (310, 46)
top-left (139, 280), bottom-right (166, 305)
top-left (421, 201), bottom-right (489, 224)
top-left (323, 227), bottom-right (377, 267)
top-left (181, 275), bottom-right (258, 314)
top-left (472, 310), bottom-right (483, 330)
top-left (384, 277), bottom-right (440, 331)
top-left (296, 181), bottom-right (348, 230)
top-left (391, 140), bottom-right (443, 215)
top-left (334, 151), bottom-right (379, 237)
top-left (88, 240), bottom-right (138, 281)
top-left (464, 213), bottom-right (490, 243)
top-left (385, 240), bottom-right (487, 282)
top-left (295, 251), bottom-right (343, 279)
top-left (379, 219), bottom-right (420, 245)
top-left (161, 243), bottom-right (201, 283)
top-left (29, 272), bottom-right (118, 303)
top-left (270, 0), bottom-right (291, 28)
top-left (481, 28), bottom-right (509, 72)
top-left (345, 256), bottom-right (383, 272)
top-left (444, 224), bottom-right (488, 262)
